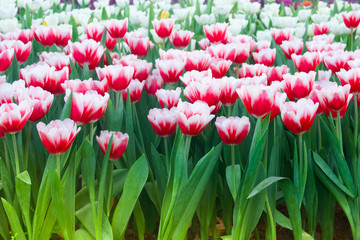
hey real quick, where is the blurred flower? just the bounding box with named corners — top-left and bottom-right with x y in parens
top-left (104, 18), bottom-right (128, 40)
top-left (152, 19), bottom-right (175, 39)
top-left (203, 22), bottom-right (228, 44)
top-left (271, 28), bottom-right (292, 45)
top-left (321, 84), bottom-right (353, 112)
top-left (342, 11), bottom-right (360, 29)
top-left (148, 108), bottom-right (177, 137)
top-left (61, 78), bottom-right (108, 96)
top-left (252, 48), bottom-right (276, 67)
top-left (266, 65), bottom-right (289, 85)
top-left (0, 48), bottom-right (14, 73)
top-left (280, 38), bottom-right (303, 59)
top-left (0, 101), bottom-right (33, 134)
top-left (70, 39), bottom-right (105, 70)
top-left (169, 30), bottom-right (194, 48)
top-left (33, 25), bottom-right (56, 47)
top-left (219, 76), bottom-right (242, 106)
top-left (122, 79), bottom-right (145, 103)
top-left (209, 58), bottom-right (232, 79)
top-left (156, 87), bottom-right (181, 109)
top-left (96, 130), bottom-right (129, 160)
top-left (337, 68), bottom-right (360, 93)
top-left (144, 69), bottom-right (163, 95)
top-left (291, 52), bottom-right (320, 73)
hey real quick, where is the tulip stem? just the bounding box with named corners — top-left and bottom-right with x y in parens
top-left (227, 105), bottom-right (232, 117)
top-left (57, 95), bottom-right (62, 114)
top-left (24, 122), bottom-right (32, 170)
top-left (336, 111), bottom-right (343, 152)
top-left (3, 139), bottom-right (10, 173)
top-left (265, 195), bottom-right (276, 240)
top-left (317, 116), bottom-right (322, 151)
top-left (56, 154), bottom-right (61, 177)
top-left (12, 134), bottom-right (20, 175)
top-left (89, 122), bottom-right (94, 145)
top-left (164, 137), bottom-right (170, 173)
top-left (354, 93), bottom-right (358, 154)
top-left (116, 91), bottom-right (121, 110)
top-left (351, 29), bottom-right (354, 51)
top-left (231, 145), bottom-right (236, 200)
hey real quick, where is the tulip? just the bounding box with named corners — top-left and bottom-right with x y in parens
top-left (280, 38), bottom-right (303, 59)
top-left (209, 58), bottom-right (232, 79)
top-left (268, 92), bottom-right (287, 121)
top-left (208, 44), bottom-right (236, 62)
top-left (61, 78), bottom-right (108, 96)
top-left (104, 18), bottom-right (128, 40)
top-left (0, 48), bottom-right (14, 73)
top-left (177, 100), bottom-right (215, 136)
top-left (198, 38), bottom-right (210, 50)
top-left (0, 101), bottom-right (33, 134)
top-left (37, 118), bottom-right (80, 155)
top-left (99, 65), bottom-right (134, 92)
top-left (184, 51), bottom-right (212, 72)
top-left (282, 71), bottom-right (316, 100)
top-left (291, 52), bottom-right (320, 73)
top-left (148, 108), bottom-right (177, 137)
top-left (96, 130), bottom-right (129, 160)
top-left (308, 89), bottom-right (326, 115)
top-left (156, 87), bottom-right (182, 109)
top-left (17, 86), bottom-right (54, 122)
top-left (255, 40), bottom-right (271, 52)
top-left (55, 25), bottom-right (72, 48)
top-left (180, 70), bottom-right (212, 87)
top-left (13, 29), bottom-right (33, 44)
top-left (215, 116), bottom-right (250, 145)
top-left (321, 84), bottom-right (353, 112)
top-left (313, 23), bottom-right (329, 35)
top-left (266, 65), bottom-right (289, 85)
top-left (342, 11), bottom-right (360, 29)
top-left (233, 43), bottom-right (251, 65)
top-left (281, 98), bottom-right (319, 135)
top-left (270, 28), bottom-right (292, 45)
top-left (70, 39), bottom-right (105, 70)
top-left (144, 69), bottom-right (163, 95)
top-left (203, 23), bottom-right (228, 44)
top-left (230, 35), bottom-right (257, 52)
top-left (105, 33), bottom-right (117, 51)
top-left (0, 81), bottom-right (25, 104)
top-left (130, 60), bottom-right (153, 82)
top-left (219, 77), bottom-right (242, 106)
top-left (33, 25), bottom-right (56, 47)
top-left (237, 84), bottom-right (277, 118)
top-left (0, 75), bottom-right (5, 85)
top-left (122, 79), bottom-right (145, 103)
top-left (156, 59), bottom-right (185, 84)
top-left (323, 51), bottom-right (351, 74)
top-left (169, 30), bottom-right (194, 48)
top-left (252, 48), bottom-right (276, 67)
top-left (40, 52), bottom-right (70, 71)
top-left (152, 19), bottom-right (175, 39)
top-left (126, 36), bottom-right (150, 57)
top-left (65, 90), bottom-right (109, 125)
top-left (85, 22), bottom-right (105, 42)
top-left (336, 68), bottom-right (360, 93)
top-left (0, 40), bottom-right (31, 65)
top-left (237, 63), bottom-right (269, 78)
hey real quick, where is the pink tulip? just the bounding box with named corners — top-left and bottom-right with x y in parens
top-left (156, 87), bottom-right (182, 109)
top-left (252, 48), bottom-right (276, 67)
top-left (215, 116), bottom-right (250, 145)
top-left (198, 38), bottom-right (210, 50)
top-left (233, 43), bottom-right (251, 65)
top-left (321, 84), bottom-right (353, 112)
top-left (0, 40), bottom-right (31, 65)
top-left (180, 70), bottom-right (212, 87)
top-left (169, 30), bottom-right (194, 48)
top-left (282, 71), bottom-right (316, 101)
top-left (33, 25), bottom-right (56, 47)
top-left (0, 101), bottom-right (33, 134)
top-left (152, 19), bottom-right (175, 39)
top-left (40, 52), bottom-right (70, 71)
top-left (314, 23), bottom-right (329, 35)
top-left (280, 38), bottom-right (303, 59)
top-left (0, 48), bottom-right (14, 73)
top-left (237, 63), bottom-right (269, 78)
top-left (268, 92), bottom-right (287, 121)
top-left (148, 108), bottom-right (177, 137)
top-left (271, 28), bottom-right (292, 45)
top-left (104, 18), bottom-right (128, 40)
top-left (184, 51), bottom-right (212, 72)
top-left (37, 119), bottom-right (80, 155)
top-left (342, 11), bottom-right (360, 29)
top-left (70, 39), bottom-right (105, 70)
top-left (336, 68), bottom-right (360, 93)
top-left (266, 65), bottom-right (289, 85)
top-left (61, 78), bottom-right (108, 96)
top-left (203, 23), bottom-right (228, 44)
top-left (255, 40), bottom-right (271, 52)
top-left (86, 22), bottom-right (104, 42)
top-left (291, 52), bottom-right (320, 73)
top-left (126, 36), bottom-right (150, 57)
top-left (208, 44), bottom-right (236, 62)
top-left (129, 59), bottom-right (153, 82)
top-left (219, 76), bottom-right (242, 106)
top-left (98, 65), bottom-right (134, 92)
top-left (55, 26), bottom-right (72, 48)
top-left (144, 69), bottom-right (163, 95)
top-left (323, 51), bottom-right (351, 73)
top-left (156, 59), bottom-right (185, 84)
top-left (209, 58), bottom-right (232, 79)
top-left (122, 79), bottom-right (145, 103)
top-left (96, 130), bottom-right (129, 160)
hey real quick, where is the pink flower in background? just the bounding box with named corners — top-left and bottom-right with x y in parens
top-left (321, 84), bottom-right (352, 112)
top-left (336, 68), bottom-right (360, 93)
top-left (281, 98), bottom-right (318, 135)
top-left (86, 22), bottom-right (105, 42)
top-left (308, 89), bottom-right (326, 115)
top-left (37, 119), bottom-right (80, 155)
top-left (33, 25), bottom-right (56, 47)
top-left (11, 29), bottom-right (33, 44)
top-left (0, 76), bottom-right (6, 85)
top-left (55, 26), bottom-right (72, 48)
top-left (237, 84), bottom-right (277, 118)
top-left (177, 100), bottom-right (215, 136)
top-left (219, 76), bottom-right (242, 106)
top-left (96, 130), bottom-right (129, 160)
top-left (0, 40), bottom-right (31, 65)
top-left (209, 58), bottom-right (232, 79)
top-left (292, 52), bottom-right (320, 73)
top-left (180, 70), bottom-right (212, 87)
top-left (0, 81), bottom-right (25, 104)
top-left (105, 32), bottom-right (117, 50)
top-left (208, 44), bottom-right (236, 62)
top-left (144, 69), bottom-right (163, 95)
top-left (159, 49), bottom-right (186, 62)
top-left (40, 52), bottom-right (70, 71)
top-left (237, 63), bottom-right (269, 78)
top-left (104, 18), bottom-right (128, 40)
top-left (70, 39), bottom-right (105, 70)
top-left (271, 28), bottom-right (292, 45)
top-left (122, 79), bottom-right (145, 103)
top-left (65, 90), bottom-right (109, 125)
top-left (0, 101), bottom-right (33, 134)
top-left (99, 65), bottom-right (134, 92)
top-left (170, 30), bottom-right (194, 48)
top-left (266, 65), bottom-right (289, 85)
top-left (252, 48), bottom-right (276, 67)
top-left (127, 37), bottom-right (150, 57)
top-left (233, 43), bottom-right (251, 65)
top-left (282, 71), bottom-right (316, 100)
top-left (17, 86), bottom-right (54, 122)
top-left (156, 59), bottom-right (185, 84)
top-left (129, 60), bottom-right (153, 82)
top-left (185, 51), bottom-right (212, 72)
top-left (323, 51), bottom-right (351, 73)
top-left (280, 38), bottom-right (303, 59)
top-left (342, 11), bottom-right (360, 29)
top-left (156, 87), bottom-right (182, 109)
top-left (313, 23), bottom-right (329, 35)
top-left (230, 35), bottom-right (256, 52)
top-left (198, 38), bottom-right (210, 50)
top-left (148, 108), bottom-right (177, 137)
top-left (203, 23), bottom-right (228, 44)
top-left (0, 48), bottom-right (14, 73)
top-left (152, 19), bottom-right (175, 39)
top-left (61, 78), bottom-right (109, 96)
top-left (268, 92), bottom-right (287, 121)
top-left (255, 41), bottom-right (271, 52)
top-left (215, 116), bottom-right (250, 145)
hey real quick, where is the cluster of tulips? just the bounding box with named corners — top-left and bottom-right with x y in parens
top-left (2, 0), bottom-right (360, 239)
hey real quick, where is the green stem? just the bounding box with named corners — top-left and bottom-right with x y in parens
top-left (57, 95), bottom-right (62, 115)
top-left (89, 122), bottom-right (94, 145)
top-left (164, 137), bottom-right (170, 173)
top-left (351, 29), bottom-right (354, 52)
top-left (354, 93), bottom-right (358, 154)
top-left (24, 122), bottom-right (32, 170)
top-left (317, 116), bottom-right (322, 151)
top-left (56, 154), bottom-right (61, 177)
top-left (337, 111), bottom-right (343, 153)
top-left (265, 196), bottom-right (276, 240)
top-left (12, 134), bottom-right (20, 175)
top-left (116, 91), bottom-right (121, 110)
top-left (231, 145), bottom-right (236, 200)
top-left (227, 105), bottom-right (232, 117)
top-left (3, 139), bottom-right (10, 173)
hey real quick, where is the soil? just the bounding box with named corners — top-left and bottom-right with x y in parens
top-left (125, 205), bottom-right (353, 240)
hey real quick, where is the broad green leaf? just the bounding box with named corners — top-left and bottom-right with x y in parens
top-left (82, 64), bottom-right (90, 80)
top-left (70, 15), bottom-right (79, 42)
top-left (75, 228), bottom-right (96, 240)
top-left (69, 58), bottom-right (79, 79)
top-left (1, 198), bottom-right (26, 240)
top-left (0, 157), bottom-right (13, 203)
top-left (15, 171), bottom-right (32, 239)
top-left (60, 91), bottom-right (72, 120)
top-left (275, 210), bottom-right (314, 240)
top-left (125, 91), bottom-right (136, 166)
top-left (0, 200), bottom-right (9, 240)
top-left (248, 176), bottom-right (286, 199)
top-left (112, 155), bottom-right (149, 240)
top-left (170, 143), bottom-right (223, 239)
top-left (313, 152), bottom-right (355, 198)
top-left (133, 201), bottom-right (145, 240)
top-left (7, 54), bottom-right (19, 83)
top-left (225, 164), bottom-right (241, 200)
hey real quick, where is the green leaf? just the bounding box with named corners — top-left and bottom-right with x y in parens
top-left (0, 157), bottom-right (13, 204)
top-left (248, 176), bottom-right (286, 199)
top-left (15, 171), bottom-right (32, 239)
top-left (1, 198), bottom-right (26, 240)
top-left (75, 228), bottom-right (96, 240)
top-left (101, 7), bottom-right (108, 20)
top-left (7, 53), bottom-right (19, 83)
top-left (225, 164), bottom-right (241, 200)
top-left (125, 91), bottom-right (136, 166)
top-left (112, 155), bottom-right (149, 240)
top-left (275, 210), bottom-right (314, 240)
top-left (82, 64), bottom-right (89, 80)
top-left (0, 200), bottom-right (10, 240)
top-left (60, 91), bottom-right (72, 120)
top-left (69, 58), bottom-right (79, 79)
top-left (70, 15), bottom-right (79, 42)
top-left (313, 152), bottom-right (355, 198)
top-left (170, 143), bottom-right (223, 239)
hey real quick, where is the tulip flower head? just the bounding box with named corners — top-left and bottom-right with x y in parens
top-left (0, 101), bottom-right (33, 134)
top-left (148, 108), bottom-right (178, 137)
top-left (96, 130), bottom-right (129, 160)
top-left (215, 116), bottom-right (250, 145)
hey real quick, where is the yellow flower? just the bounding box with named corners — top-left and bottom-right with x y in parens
top-left (160, 10), bottom-right (170, 19)
top-left (42, 19), bottom-right (48, 26)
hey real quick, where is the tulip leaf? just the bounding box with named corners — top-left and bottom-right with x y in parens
top-left (313, 152), bottom-right (355, 198)
top-left (247, 176), bottom-right (287, 199)
top-left (69, 59), bottom-right (79, 79)
top-left (70, 15), bottom-right (79, 42)
top-left (101, 7), bottom-right (108, 20)
top-left (275, 210), bottom-right (314, 240)
top-left (15, 171), bottom-right (32, 239)
top-left (7, 54), bottom-right (19, 83)
top-left (75, 228), bottom-right (96, 240)
top-left (225, 164), bottom-right (241, 200)
top-left (0, 157), bottom-right (13, 204)
top-left (125, 90), bottom-right (136, 165)
top-left (169, 143), bottom-right (223, 239)
top-left (60, 90), bottom-right (72, 120)
top-left (1, 198), bottom-right (26, 240)
top-left (82, 64), bottom-right (89, 80)
top-left (0, 200), bottom-right (9, 240)
top-left (112, 155), bottom-right (148, 240)
top-left (100, 28), bottom-right (107, 49)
